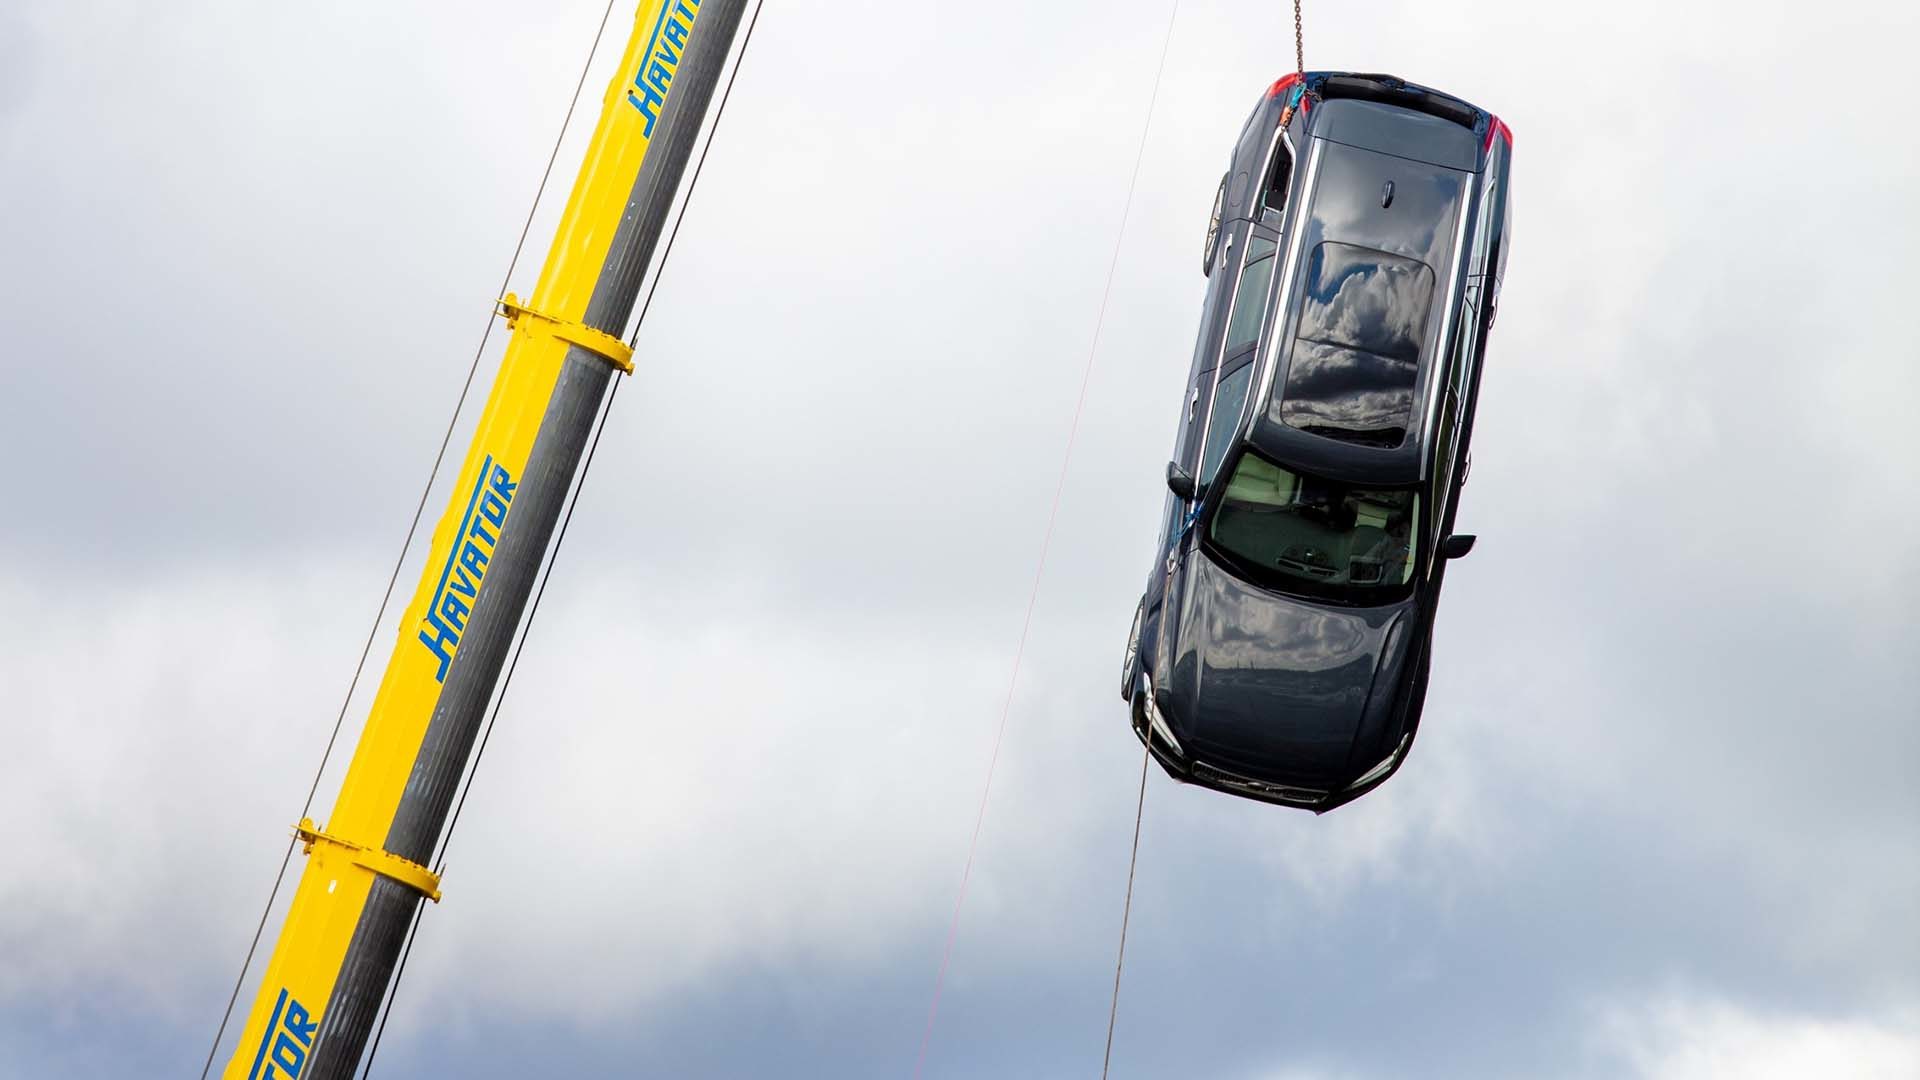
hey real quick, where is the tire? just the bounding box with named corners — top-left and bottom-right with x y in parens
top-left (1201, 172), bottom-right (1226, 277)
top-left (1121, 599), bottom-right (1145, 702)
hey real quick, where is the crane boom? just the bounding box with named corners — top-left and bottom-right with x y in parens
top-left (222, 3), bottom-right (747, 1076)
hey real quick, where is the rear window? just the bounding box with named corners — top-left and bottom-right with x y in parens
top-left (1279, 242), bottom-right (1435, 448)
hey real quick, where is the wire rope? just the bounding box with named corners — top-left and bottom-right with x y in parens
top-left (910, 3), bottom-right (1183, 1075)
top-left (1100, 744), bottom-right (1152, 1079)
top-left (1104, 8), bottom-right (1306, 1071)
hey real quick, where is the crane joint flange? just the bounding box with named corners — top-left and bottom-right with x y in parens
top-left (294, 818), bottom-right (443, 903)
top-left (495, 293), bottom-right (635, 374)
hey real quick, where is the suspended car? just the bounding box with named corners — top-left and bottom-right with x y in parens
top-left (1122, 71), bottom-right (1512, 812)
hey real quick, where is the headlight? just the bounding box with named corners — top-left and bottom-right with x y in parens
top-left (1347, 733), bottom-right (1410, 791)
top-left (1140, 674), bottom-right (1184, 757)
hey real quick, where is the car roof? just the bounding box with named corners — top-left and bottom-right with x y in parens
top-left (1246, 93), bottom-right (1480, 488)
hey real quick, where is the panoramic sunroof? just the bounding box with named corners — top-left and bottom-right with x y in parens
top-left (1280, 241), bottom-right (1435, 448)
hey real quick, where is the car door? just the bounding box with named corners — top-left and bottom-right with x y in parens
top-left (1180, 231), bottom-right (1279, 476)
top-left (1149, 229), bottom-right (1282, 667)
top-left (1168, 227), bottom-right (1277, 523)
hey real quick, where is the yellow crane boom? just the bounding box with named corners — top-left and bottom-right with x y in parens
top-left (222, 3), bottom-right (747, 1076)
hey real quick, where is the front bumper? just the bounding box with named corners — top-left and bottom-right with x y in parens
top-left (1126, 676), bottom-right (1406, 814)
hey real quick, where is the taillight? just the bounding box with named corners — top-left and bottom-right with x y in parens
top-left (1484, 114), bottom-right (1514, 151)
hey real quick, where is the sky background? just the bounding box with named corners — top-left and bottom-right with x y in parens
top-left (2, 0), bottom-right (1917, 1077)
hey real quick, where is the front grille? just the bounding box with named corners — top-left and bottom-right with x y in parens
top-left (1191, 761), bottom-right (1327, 805)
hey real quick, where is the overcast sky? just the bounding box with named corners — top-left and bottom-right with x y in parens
top-left (2, 0), bottom-right (1917, 1077)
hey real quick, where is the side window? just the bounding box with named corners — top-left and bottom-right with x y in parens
top-left (1187, 232), bottom-right (1236, 383)
top-left (1262, 140), bottom-right (1293, 214)
top-left (1222, 235), bottom-right (1279, 356)
top-left (1200, 362), bottom-right (1255, 485)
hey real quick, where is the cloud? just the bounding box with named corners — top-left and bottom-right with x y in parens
top-left (0, 558), bottom-right (1139, 1021)
top-left (3, 0), bottom-right (1918, 1076)
top-left (1591, 993), bottom-right (1920, 1080)
top-left (0, 560), bottom-right (372, 1016)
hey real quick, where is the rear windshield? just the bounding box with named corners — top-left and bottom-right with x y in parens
top-left (1279, 241), bottom-right (1434, 448)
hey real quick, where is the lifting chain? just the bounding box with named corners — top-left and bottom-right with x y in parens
top-left (1278, 0), bottom-right (1306, 129)
top-left (1292, 0), bottom-right (1304, 76)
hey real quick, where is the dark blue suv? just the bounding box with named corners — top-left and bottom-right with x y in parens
top-left (1122, 72), bottom-right (1513, 812)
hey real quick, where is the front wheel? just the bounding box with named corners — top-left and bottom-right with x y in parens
top-left (1120, 600), bottom-right (1144, 702)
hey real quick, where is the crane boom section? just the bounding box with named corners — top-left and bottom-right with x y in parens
top-left (222, 3), bottom-right (737, 1076)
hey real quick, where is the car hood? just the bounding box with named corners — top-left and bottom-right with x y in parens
top-left (1164, 553), bottom-right (1412, 783)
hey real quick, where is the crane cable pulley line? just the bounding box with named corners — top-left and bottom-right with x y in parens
top-left (908, 1), bottom-right (1183, 1077)
top-left (195, 2), bottom-right (624, 1073)
top-left (355, 3), bottom-right (769, 1074)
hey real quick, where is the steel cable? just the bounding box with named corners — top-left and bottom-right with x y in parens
top-left (1101, 744), bottom-right (1152, 1079)
top-left (910, 2), bottom-right (1183, 1075)
top-left (1109, 8), bottom-right (1299, 1068)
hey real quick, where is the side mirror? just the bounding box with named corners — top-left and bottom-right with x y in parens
top-left (1166, 461), bottom-right (1197, 501)
top-left (1440, 533), bottom-right (1477, 560)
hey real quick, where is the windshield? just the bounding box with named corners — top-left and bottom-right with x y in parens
top-left (1206, 449), bottom-right (1418, 598)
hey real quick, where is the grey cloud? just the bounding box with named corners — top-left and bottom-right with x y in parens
top-left (2, 0), bottom-right (1917, 1077)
